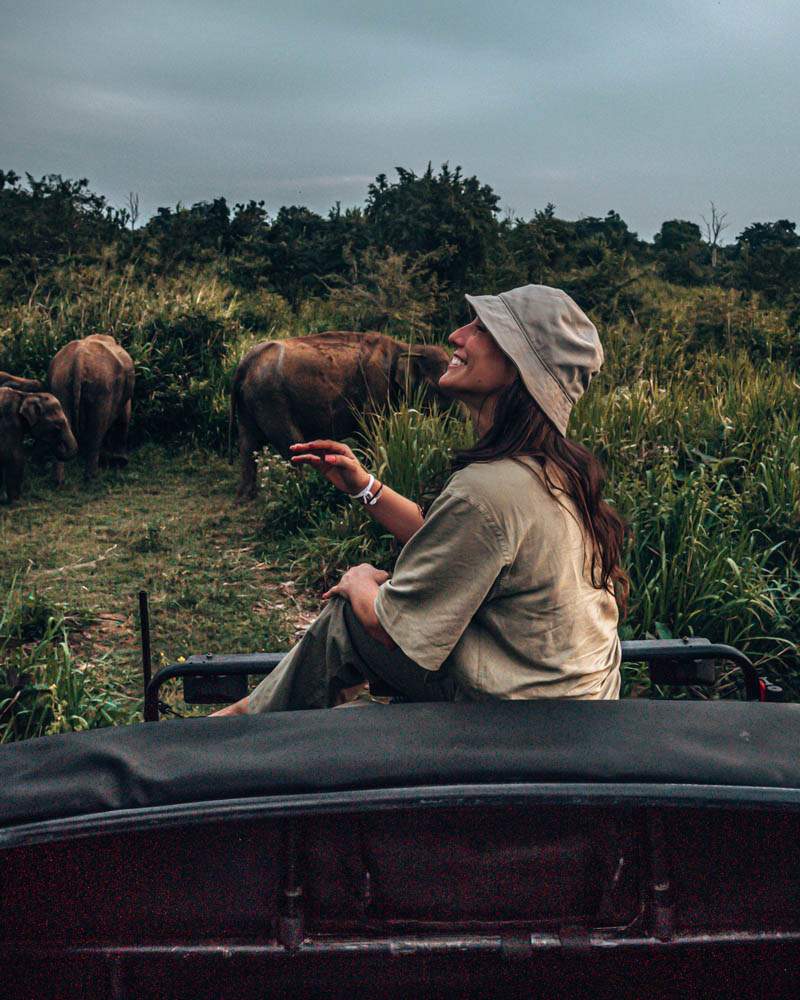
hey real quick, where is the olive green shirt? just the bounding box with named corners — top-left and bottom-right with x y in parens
top-left (374, 457), bottom-right (621, 700)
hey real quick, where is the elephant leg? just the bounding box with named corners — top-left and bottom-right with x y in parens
top-left (236, 417), bottom-right (267, 500)
top-left (81, 424), bottom-right (106, 481)
top-left (4, 455), bottom-right (23, 503)
top-left (104, 400), bottom-right (131, 467)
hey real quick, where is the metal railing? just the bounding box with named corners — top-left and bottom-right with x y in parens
top-left (143, 636), bottom-right (782, 721)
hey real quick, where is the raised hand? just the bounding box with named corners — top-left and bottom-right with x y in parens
top-left (289, 440), bottom-right (371, 495)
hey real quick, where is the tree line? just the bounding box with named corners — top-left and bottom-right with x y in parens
top-left (1, 164), bottom-right (798, 325)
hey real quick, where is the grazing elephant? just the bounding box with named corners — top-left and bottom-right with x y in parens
top-left (230, 331), bottom-right (452, 499)
top-left (0, 388), bottom-right (78, 503)
top-left (0, 372), bottom-right (44, 393)
top-left (48, 334), bottom-right (134, 483)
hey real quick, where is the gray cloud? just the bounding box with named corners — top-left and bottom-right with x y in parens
top-left (2, 0), bottom-right (798, 237)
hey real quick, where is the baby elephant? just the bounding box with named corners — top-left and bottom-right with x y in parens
top-left (48, 334), bottom-right (135, 483)
top-left (0, 388), bottom-right (78, 503)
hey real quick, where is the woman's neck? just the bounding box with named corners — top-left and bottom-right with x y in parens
top-left (465, 394), bottom-right (499, 437)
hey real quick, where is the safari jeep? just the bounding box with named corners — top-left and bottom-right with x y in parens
top-left (1, 638), bottom-right (797, 999)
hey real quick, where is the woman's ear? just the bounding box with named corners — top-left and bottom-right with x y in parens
top-left (19, 393), bottom-right (44, 428)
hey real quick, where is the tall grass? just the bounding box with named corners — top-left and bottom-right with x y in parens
top-left (257, 395), bottom-right (474, 587)
top-left (0, 580), bottom-right (138, 742)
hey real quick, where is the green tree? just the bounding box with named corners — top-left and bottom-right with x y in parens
top-left (138, 197), bottom-right (232, 270)
top-left (254, 204), bottom-right (367, 304)
top-left (502, 204), bottom-right (574, 286)
top-left (735, 220), bottom-right (800, 302)
top-left (0, 170), bottom-right (123, 294)
top-left (365, 163), bottom-right (501, 293)
top-left (574, 210), bottom-right (639, 252)
top-left (653, 220), bottom-right (707, 285)
top-left (654, 220), bottom-right (703, 252)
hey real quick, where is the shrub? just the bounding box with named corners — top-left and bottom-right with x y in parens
top-left (0, 581), bottom-right (137, 741)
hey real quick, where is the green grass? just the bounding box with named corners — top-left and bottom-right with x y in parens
top-left (0, 583), bottom-right (134, 741)
top-left (0, 444), bottom-right (312, 737)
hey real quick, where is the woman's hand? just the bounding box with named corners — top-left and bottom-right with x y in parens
top-left (290, 439), bottom-right (424, 548)
top-left (322, 563), bottom-right (390, 601)
top-left (289, 439), bottom-right (371, 495)
top-left (323, 563), bottom-right (395, 648)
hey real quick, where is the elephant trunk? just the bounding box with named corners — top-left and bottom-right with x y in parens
top-left (56, 426), bottom-right (79, 461)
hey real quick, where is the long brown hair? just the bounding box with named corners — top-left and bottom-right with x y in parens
top-left (453, 378), bottom-right (630, 616)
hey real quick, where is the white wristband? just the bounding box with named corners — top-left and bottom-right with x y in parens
top-left (348, 474), bottom-right (375, 501)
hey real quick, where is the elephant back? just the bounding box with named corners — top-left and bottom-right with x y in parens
top-left (48, 335), bottom-right (134, 438)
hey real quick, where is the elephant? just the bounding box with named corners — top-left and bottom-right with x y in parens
top-left (0, 388), bottom-right (78, 503)
top-left (0, 372), bottom-right (44, 393)
top-left (48, 334), bottom-right (135, 483)
top-left (230, 330), bottom-right (452, 499)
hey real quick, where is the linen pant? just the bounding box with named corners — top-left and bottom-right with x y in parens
top-left (247, 596), bottom-right (457, 712)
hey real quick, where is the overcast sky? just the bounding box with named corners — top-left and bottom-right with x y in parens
top-left (2, 0), bottom-right (798, 240)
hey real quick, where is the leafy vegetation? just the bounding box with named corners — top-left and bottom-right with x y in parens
top-left (0, 578), bottom-right (134, 741)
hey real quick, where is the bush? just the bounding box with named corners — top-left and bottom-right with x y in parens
top-left (617, 456), bottom-right (797, 644)
top-left (571, 346), bottom-right (800, 694)
top-left (0, 581), bottom-right (137, 742)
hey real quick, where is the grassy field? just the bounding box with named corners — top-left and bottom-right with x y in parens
top-left (0, 445), bottom-right (319, 725)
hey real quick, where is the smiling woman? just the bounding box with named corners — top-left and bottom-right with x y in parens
top-left (438, 316), bottom-right (518, 424)
top-left (213, 284), bottom-right (629, 716)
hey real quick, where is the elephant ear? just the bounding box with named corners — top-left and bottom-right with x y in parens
top-left (394, 346), bottom-right (447, 390)
top-left (392, 349), bottom-right (412, 391)
top-left (393, 348), bottom-right (429, 391)
top-left (19, 393), bottom-right (44, 428)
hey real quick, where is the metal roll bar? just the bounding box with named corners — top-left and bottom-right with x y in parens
top-left (142, 637), bottom-right (782, 721)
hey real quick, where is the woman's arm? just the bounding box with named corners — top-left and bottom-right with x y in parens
top-left (289, 440), bottom-right (424, 544)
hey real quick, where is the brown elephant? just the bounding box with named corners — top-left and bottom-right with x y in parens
top-left (0, 372), bottom-right (44, 393)
top-left (0, 388), bottom-right (78, 502)
top-left (230, 331), bottom-right (452, 498)
top-left (48, 334), bottom-right (134, 483)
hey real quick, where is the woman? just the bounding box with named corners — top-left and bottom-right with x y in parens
top-left (214, 284), bottom-right (628, 715)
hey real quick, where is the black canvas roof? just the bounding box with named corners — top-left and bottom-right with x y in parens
top-left (2, 700), bottom-right (800, 833)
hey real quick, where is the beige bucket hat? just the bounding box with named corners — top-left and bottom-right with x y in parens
top-left (465, 284), bottom-right (603, 436)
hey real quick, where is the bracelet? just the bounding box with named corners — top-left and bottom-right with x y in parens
top-left (367, 482), bottom-right (384, 507)
top-left (349, 474), bottom-right (375, 501)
